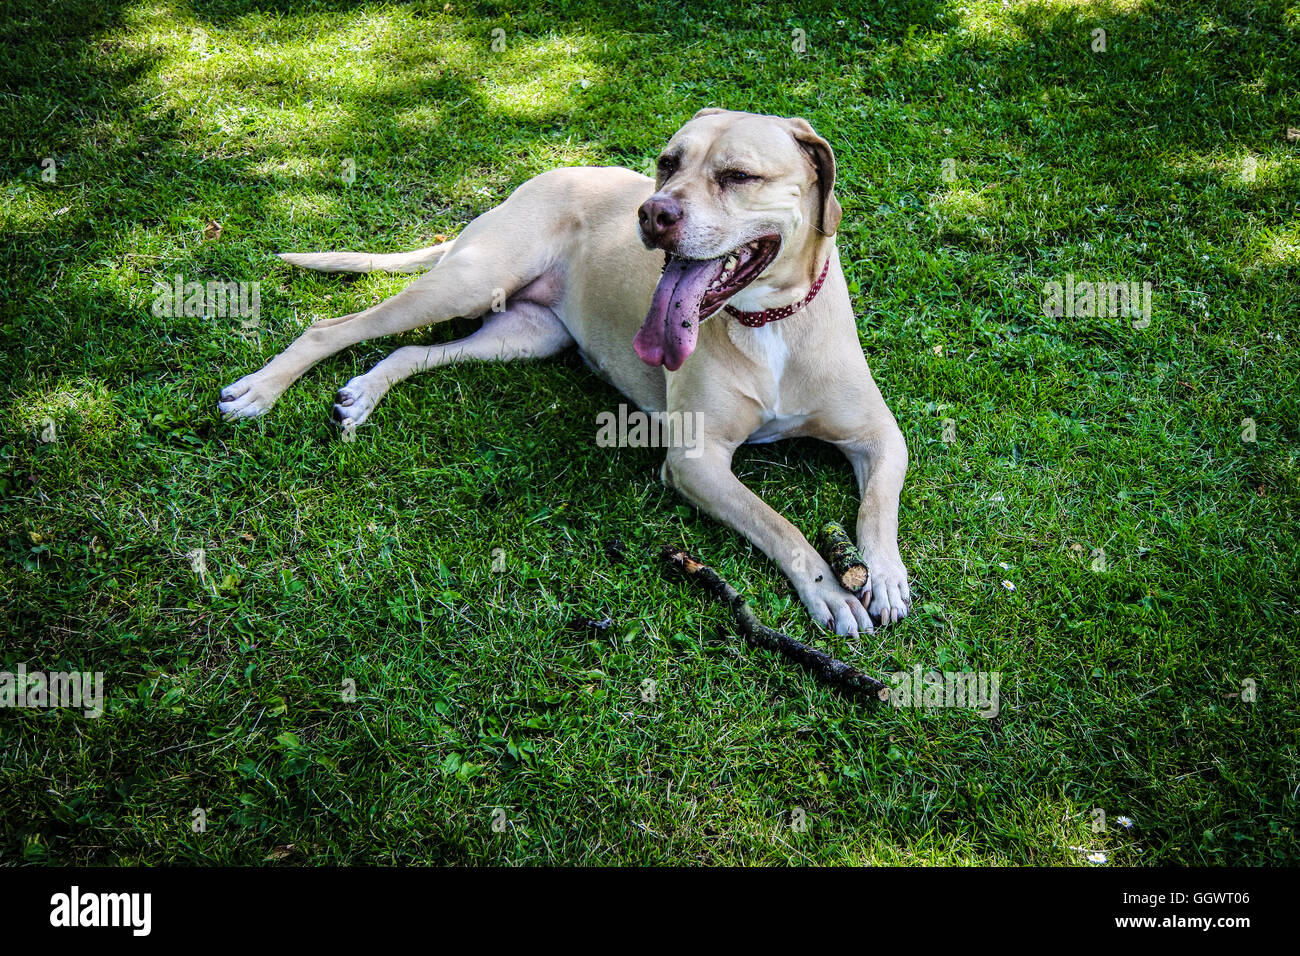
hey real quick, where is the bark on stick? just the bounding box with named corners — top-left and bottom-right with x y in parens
top-left (816, 521), bottom-right (869, 593)
top-left (662, 546), bottom-right (887, 699)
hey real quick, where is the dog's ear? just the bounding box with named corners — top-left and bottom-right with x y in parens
top-left (692, 107), bottom-right (728, 120)
top-left (788, 117), bottom-right (843, 237)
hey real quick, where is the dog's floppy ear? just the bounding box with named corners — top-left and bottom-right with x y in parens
top-left (788, 117), bottom-right (843, 237)
top-left (693, 107), bottom-right (728, 120)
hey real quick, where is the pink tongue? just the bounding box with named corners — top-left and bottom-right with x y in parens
top-left (634, 255), bottom-right (724, 371)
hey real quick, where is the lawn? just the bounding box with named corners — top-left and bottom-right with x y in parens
top-left (1, 0), bottom-right (1297, 865)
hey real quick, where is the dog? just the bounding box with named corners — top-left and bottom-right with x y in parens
top-left (218, 108), bottom-right (911, 635)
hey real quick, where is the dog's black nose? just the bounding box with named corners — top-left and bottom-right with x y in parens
top-left (638, 195), bottom-right (684, 245)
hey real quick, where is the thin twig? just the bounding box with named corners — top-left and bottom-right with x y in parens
top-left (661, 547), bottom-right (887, 700)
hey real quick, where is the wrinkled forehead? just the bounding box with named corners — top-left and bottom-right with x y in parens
top-left (665, 115), bottom-right (803, 169)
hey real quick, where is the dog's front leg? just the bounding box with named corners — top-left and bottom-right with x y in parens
top-left (664, 445), bottom-right (874, 636)
top-left (838, 425), bottom-right (911, 625)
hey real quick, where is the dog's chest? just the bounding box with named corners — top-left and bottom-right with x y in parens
top-left (727, 323), bottom-right (811, 443)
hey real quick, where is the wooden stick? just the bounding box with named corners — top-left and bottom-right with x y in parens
top-left (815, 521), bottom-right (869, 593)
top-left (661, 547), bottom-right (888, 699)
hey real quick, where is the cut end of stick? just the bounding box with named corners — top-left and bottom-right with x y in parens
top-left (838, 564), bottom-right (869, 592)
top-left (662, 547), bottom-right (705, 574)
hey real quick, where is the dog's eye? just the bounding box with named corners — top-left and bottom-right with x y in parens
top-left (719, 170), bottom-right (759, 185)
top-left (657, 156), bottom-right (679, 177)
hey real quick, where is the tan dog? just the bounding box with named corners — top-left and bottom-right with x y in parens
top-left (219, 108), bottom-right (910, 634)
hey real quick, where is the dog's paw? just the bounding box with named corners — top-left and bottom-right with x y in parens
top-left (218, 373), bottom-right (280, 420)
top-left (331, 375), bottom-right (379, 430)
top-left (863, 557), bottom-right (911, 626)
top-left (800, 578), bottom-right (874, 637)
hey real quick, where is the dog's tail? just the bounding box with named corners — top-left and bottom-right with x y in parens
top-left (277, 239), bottom-right (455, 274)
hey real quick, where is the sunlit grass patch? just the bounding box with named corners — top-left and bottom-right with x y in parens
top-left (0, 182), bottom-right (68, 233)
top-left (6, 379), bottom-right (127, 447)
top-left (1252, 225), bottom-right (1300, 268)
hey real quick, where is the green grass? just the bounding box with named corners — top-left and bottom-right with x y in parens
top-left (1, 0), bottom-right (1297, 865)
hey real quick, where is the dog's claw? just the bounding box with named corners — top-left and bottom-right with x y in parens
top-left (217, 373), bottom-right (280, 420)
top-left (864, 562), bottom-right (911, 627)
top-left (218, 389), bottom-right (264, 419)
top-left (220, 381), bottom-right (249, 403)
top-left (331, 401), bottom-right (358, 428)
top-left (330, 377), bottom-right (379, 429)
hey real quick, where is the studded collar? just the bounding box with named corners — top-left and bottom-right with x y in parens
top-left (723, 257), bottom-right (832, 328)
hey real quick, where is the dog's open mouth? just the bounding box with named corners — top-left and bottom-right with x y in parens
top-left (633, 235), bottom-right (781, 371)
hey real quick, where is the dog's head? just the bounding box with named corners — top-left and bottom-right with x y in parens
top-left (634, 108), bottom-right (842, 370)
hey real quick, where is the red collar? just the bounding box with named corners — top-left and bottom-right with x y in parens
top-left (724, 258), bottom-right (832, 328)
